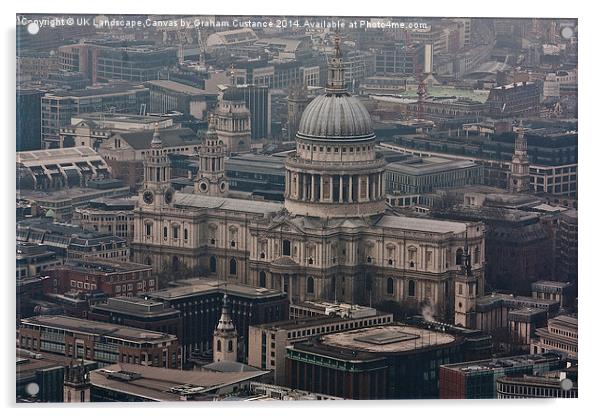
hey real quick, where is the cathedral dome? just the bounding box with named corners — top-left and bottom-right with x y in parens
top-left (296, 93), bottom-right (374, 140)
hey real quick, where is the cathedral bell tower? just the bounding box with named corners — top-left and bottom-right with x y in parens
top-left (212, 293), bottom-right (238, 363)
top-left (63, 359), bottom-right (90, 403)
top-left (508, 120), bottom-right (531, 193)
top-left (195, 115), bottom-right (229, 196)
top-left (140, 124), bottom-right (175, 209)
top-left (454, 238), bottom-right (477, 328)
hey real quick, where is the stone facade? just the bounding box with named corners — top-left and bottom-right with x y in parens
top-left (131, 38), bottom-right (486, 325)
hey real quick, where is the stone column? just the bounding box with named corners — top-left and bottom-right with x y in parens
top-left (339, 176), bottom-right (343, 203)
top-left (302, 174), bottom-right (307, 201)
top-left (329, 176), bottom-right (334, 202)
top-left (311, 174), bottom-right (315, 201)
top-left (348, 175), bottom-right (353, 202)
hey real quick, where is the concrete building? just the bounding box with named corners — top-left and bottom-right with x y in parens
top-left (41, 84), bottom-right (150, 149)
top-left (248, 312), bottom-right (393, 385)
top-left (16, 242), bottom-right (62, 280)
top-left (145, 80), bottom-right (209, 119)
top-left (58, 41), bottom-right (178, 83)
top-left (147, 278), bottom-right (288, 362)
top-left (17, 146), bottom-right (111, 192)
top-left (531, 314), bottom-right (578, 360)
top-left (60, 112), bottom-right (173, 150)
top-left (18, 315), bottom-right (181, 368)
top-left (385, 156), bottom-right (483, 195)
top-left (88, 297), bottom-right (181, 341)
top-left (496, 368), bottom-right (577, 398)
top-left (532, 280), bottom-right (573, 309)
top-left (439, 352), bottom-right (565, 399)
top-left (286, 323), bottom-right (466, 399)
top-left (486, 81), bottom-right (541, 118)
top-left (89, 363), bottom-right (268, 401)
top-left (16, 88), bottom-right (44, 151)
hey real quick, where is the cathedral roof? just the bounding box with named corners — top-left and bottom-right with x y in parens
top-left (295, 36), bottom-right (374, 141)
top-left (116, 127), bottom-right (200, 150)
top-left (296, 93), bottom-right (375, 140)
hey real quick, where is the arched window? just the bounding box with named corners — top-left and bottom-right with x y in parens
top-left (145, 257), bottom-right (152, 266)
top-left (227, 340), bottom-right (233, 352)
top-left (456, 248), bottom-right (463, 265)
top-left (307, 276), bottom-right (314, 294)
top-left (184, 228), bottom-right (188, 240)
top-left (145, 223), bottom-right (152, 236)
top-left (259, 271), bottom-right (266, 288)
top-left (210, 256), bottom-right (217, 273)
top-left (408, 280), bottom-right (416, 297)
top-left (387, 278), bottom-right (394, 295)
top-left (229, 258), bottom-right (237, 275)
top-left (163, 226), bottom-right (168, 239)
top-left (172, 226), bottom-right (179, 239)
top-left (283, 240), bottom-right (291, 256)
top-left (172, 256), bottom-right (179, 271)
top-left (216, 339), bottom-right (222, 352)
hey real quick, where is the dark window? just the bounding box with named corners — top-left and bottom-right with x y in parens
top-left (216, 340), bottom-right (221, 352)
top-left (163, 227), bottom-right (168, 239)
top-left (229, 258), bottom-right (237, 275)
top-left (456, 248), bottom-right (463, 265)
top-left (184, 229), bottom-right (188, 240)
top-left (283, 240), bottom-right (291, 256)
top-left (210, 256), bottom-right (217, 273)
top-left (307, 276), bottom-right (314, 294)
top-left (387, 278), bottom-right (394, 295)
top-left (259, 271), bottom-right (266, 288)
top-left (228, 340), bottom-right (233, 352)
top-left (408, 280), bottom-right (416, 297)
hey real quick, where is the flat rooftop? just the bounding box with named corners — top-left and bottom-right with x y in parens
top-left (146, 80), bottom-right (205, 95)
top-left (16, 146), bottom-right (102, 165)
top-left (149, 278), bottom-right (284, 301)
top-left (319, 324), bottom-right (455, 354)
top-left (387, 156), bottom-right (478, 176)
top-left (44, 84), bottom-right (147, 98)
top-left (16, 349), bottom-right (96, 383)
top-left (91, 297), bottom-right (179, 318)
top-left (440, 353), bottom-right (562, 374)
top-left (21, 315), bottom-right (176, 343)
top-left (90, 363), bottom-right (268, 401)
top-left (72, 112), bottom-right (172, 124)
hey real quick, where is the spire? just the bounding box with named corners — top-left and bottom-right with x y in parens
top-left (151, 123), bottom-right (162, 148)
top-left (215, 293), bottom-right (236, 333)
top-left (514, 120), bottom-right (527, 154)
top-left (461, 234), bottom-right (473, 277)
top-left (326, 35), bottom-right (347, 94)
top-left (206, 114), bottom-right (217, 139)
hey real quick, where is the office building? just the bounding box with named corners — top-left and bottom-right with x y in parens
top-left (439, 352), bottom-right (565, 399)
top-left (18, 315), bottom-right (181, 368)
top-left (41, 84), bottom-right (150, 148)
top-left (248, 312), bottom-right (394, 384)
top-left (531, 314), bottom-right (578, 360)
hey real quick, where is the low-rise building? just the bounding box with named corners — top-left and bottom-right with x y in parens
top-left (385, 155), bottom-right (483, 195)
top-left (16, 146), bottom-right (111, 192)
top-left (439, 352), bottom-right (565, 399)
top-left (496, 367), bottom-right (577, 399)
top-left (17, 219), bottom-right (130, 262)
top-left (88, 297), bottom-right (182, 341)
top-left (147, 278), bottom-right (288, 362)
top-left (16, 242), bottom-right (62, 280)
top-left (531, 314), bottom-right (578, 360)
top-left (286, 323), bottom-right (466, 399)
top-left (44, 260), bottom-right (155, 298)
top-left (18, 315), bottom-right (181, 368)
top-left (16, 349), bottom-right (98, 403)
top-left (73, 198), bottom-right (136, 240)
top-left (531, 280), bottom-right (573, 309)
top-left (249, 312), bottom-right (394, 385)
top-left (89, 363), bottom-right (268, 401)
